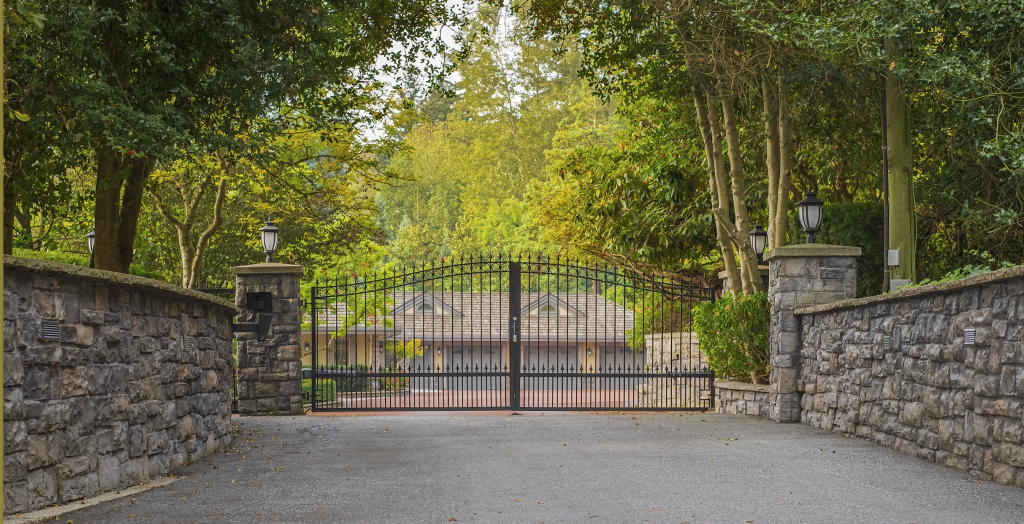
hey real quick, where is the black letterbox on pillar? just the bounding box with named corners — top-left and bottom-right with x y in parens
top-left (246, 292), bottom-right (273, 312)
top-left (233, 292), bottom-right (274, 340)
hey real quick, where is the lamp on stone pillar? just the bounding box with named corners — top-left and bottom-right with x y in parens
top-left (750, 224), bottom-right (768, 262)
top-left (87, 229), bottom-right (96, 254)
top-left (260, 219), bottom-right (280, 263)
top-left (796, 192), bottom-right (824, 243)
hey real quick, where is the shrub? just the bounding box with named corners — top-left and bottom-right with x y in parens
top-left (379, 367), bottom-right (409, 391)
top-left (691, 292), bottom-right (769, 384)
top-left (301, 379), bottom-right (338, 403)
top-left (300, 364), bottom-right (369, 392)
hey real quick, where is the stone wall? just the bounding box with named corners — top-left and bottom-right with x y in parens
top-left (795, 266), bottom-right (1024, 488)
top-left (3, 257), bottom-right (238, 514)
top-left (637, 332), bottom-right (707, 408)
top-left (717, 381), bottom-right (770, 418)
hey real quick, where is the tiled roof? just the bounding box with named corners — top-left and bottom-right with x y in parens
top-left (342, 292), bottom-right (635, 342)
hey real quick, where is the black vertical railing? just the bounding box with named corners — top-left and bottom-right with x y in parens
top-left (508, 261), bottom-right (521, 412)
top-left (305, 256), bottom-right (716, 412)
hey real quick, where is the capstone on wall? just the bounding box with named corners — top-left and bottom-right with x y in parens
top-left (796, 267), bottom-right (1024, 488)
top-left (2, 257), bottom-right (238, 514)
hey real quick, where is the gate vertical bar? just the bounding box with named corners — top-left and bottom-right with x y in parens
top-left (509, 261), bottom-right (522, 411)
top-left (311, 281), bottom-right (318, 409)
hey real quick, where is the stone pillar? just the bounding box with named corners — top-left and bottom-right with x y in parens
top-left (232, 263), bottom-right (304, 416)
top-left (764, 244), bottom-right (859, 422)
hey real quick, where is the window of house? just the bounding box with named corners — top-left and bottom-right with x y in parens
top-left (415, 303), bottom-right (434, 315)
top-left (538, 304), bottom-right (558, 316)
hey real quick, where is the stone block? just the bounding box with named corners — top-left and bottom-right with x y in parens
top-left (61, 366), bottom-right (89, 397)
top-left (56, 455), bottom-right (91, 481)
top-left (27, 467), bottom-right (57, 507)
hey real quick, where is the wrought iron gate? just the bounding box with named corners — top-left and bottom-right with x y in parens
top-left (307, 257), bottom-right (715, 411)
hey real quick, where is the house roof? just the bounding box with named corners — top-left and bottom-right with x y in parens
top-left (305, 292), bottom-right (636, 342)
top-left (350, 292), bottom-right (635, 343)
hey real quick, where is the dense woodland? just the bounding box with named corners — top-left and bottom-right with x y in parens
top-left (5, 1), bottom-right (1024, 298)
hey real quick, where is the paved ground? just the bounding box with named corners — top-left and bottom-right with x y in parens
top-left (55, 412), bottom-right (1024, 524)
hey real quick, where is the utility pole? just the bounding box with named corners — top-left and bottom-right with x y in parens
top-left (884, 38), bottom-right (916, 290)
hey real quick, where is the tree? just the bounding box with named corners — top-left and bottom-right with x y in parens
top-left (148, 154), bottom-right (228, 288)
top-left (7, 0), bottom-right (463, 272)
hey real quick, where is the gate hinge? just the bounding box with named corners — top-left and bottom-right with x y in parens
top-left (231, 312), bottom-right (274, 341)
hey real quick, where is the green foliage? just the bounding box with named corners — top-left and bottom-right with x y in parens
top-left (12, 248), bottom-right (165, 281)
top-left (691, 293), bottom-right (769, 384)
top-left (5, 0), bottom-right (464, 270)
top-left (912, 251), bottom-right (1018, 287)
top-left (300, 365), bottom-right (370, 392)
top-left (301, 379), bottom-right (338, 404)
top-left (379, 369), bottom-right (410, 391)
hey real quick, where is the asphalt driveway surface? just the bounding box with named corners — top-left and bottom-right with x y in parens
top-left (56, 412), bottom-right (1024, 524)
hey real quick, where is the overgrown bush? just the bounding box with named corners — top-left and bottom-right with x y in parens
top-left (691, 292), bottom-right (769, 384)
top-left (301, 379), bottom-right (338, 403)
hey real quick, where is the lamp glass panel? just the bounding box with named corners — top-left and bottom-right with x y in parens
top-left (262, 229), bottom-right (278, 252)
top-left (88, 237), bottom-right (95, 253)
top-left (752, 234), bottom-right (767, 254)
top-left (805, 204), bottom-right (822, 229)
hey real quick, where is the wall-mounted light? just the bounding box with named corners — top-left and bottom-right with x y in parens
top-left (586, 348), bottom-right (592, 356)
top-left (796, 192), bottom-right (824, 243)
top-left (87, 230), bottom-right (96, 254)
top-left (304, 342), bottom-right (310, 353)
top-left (436, 347), bottom-right (442, 356)
top-left (750, 224), bottom-right (768, 262)
top-left (260, 219), bottom-right (280, 263)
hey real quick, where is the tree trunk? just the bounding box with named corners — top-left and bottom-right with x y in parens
top-left (720, 97), bottom-right (763, 294)
top-left (763, 74), bottom-right (781, 251)
top-left (93, 146), bottom-right (123, 271)
top-left (93, 145), bottom-right (156, 273)
top-left (884, 39), bottom-right (915, 284)
top-left (3, 191), bottom-right (16, 255)
top-left (775, 72), bottom-right (793, 249)
top-left (692, 85), bottom-right (742, 298)
top-left (188, 176), bottom-right (228, 289)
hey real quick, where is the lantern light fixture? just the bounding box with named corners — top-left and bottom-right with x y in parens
top-left (796, 192), bottom-right (825, 243)
top-left (86, 230), bottom-right (96, 254)
top-left (260, 219), bottom-right (280, 263)
top-left (750, 224), bottom-right (768, 261)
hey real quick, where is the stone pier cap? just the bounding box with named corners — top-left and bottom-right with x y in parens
top-left (764, 243), bottom-right (861, 261)
top-left (232, 262), bottom-right (304, 276)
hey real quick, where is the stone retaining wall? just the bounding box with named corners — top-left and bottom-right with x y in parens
top-left (795, 266), bottom-right (1024, 488)
top-left (3, 257), bottom-right (238, 514)
top-left (716, 380), bottom-right (770, 418)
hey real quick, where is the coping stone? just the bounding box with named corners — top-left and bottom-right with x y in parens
top-left (231, 263), bottom-right (304, 276)
top-left (4, 256), bottom-right (237, 312)
top-left (763, 244), bottom-right (862, 261)
top-left (716, 380), bottom-right (770, 393)
top-left (795, 264), bottom-right (1024, 316)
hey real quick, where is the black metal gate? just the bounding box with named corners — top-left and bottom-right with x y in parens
top-left (307, 257), bottom-right (714, 411)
